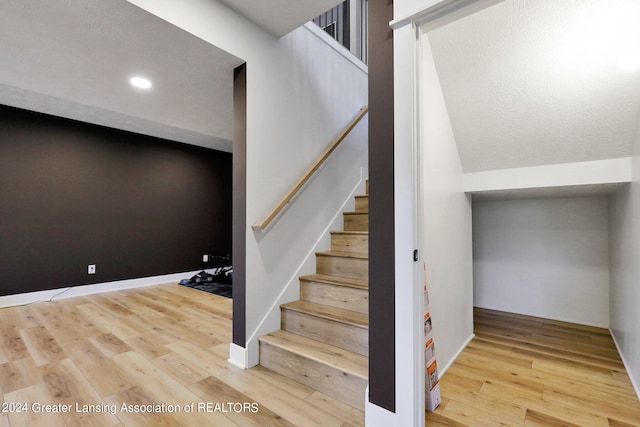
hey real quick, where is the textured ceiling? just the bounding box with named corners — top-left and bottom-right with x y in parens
top-left (428, 0), bottom-right (640, 172)
top-left (0, 0), bottom-right (244, 151)
top-left (220, 0), bottom-right (343, 36)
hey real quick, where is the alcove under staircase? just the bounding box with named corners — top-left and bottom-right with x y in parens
top-left (258, 182), bottom-right (369, 410)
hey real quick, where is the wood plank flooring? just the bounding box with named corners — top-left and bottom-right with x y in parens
top-left (0, 284), bottom-right (363, 426)
top-left (426, 307), bottom-right (640, 427)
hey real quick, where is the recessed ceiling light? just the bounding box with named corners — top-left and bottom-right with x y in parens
top-left (130, 76), bottom-right (152, 89)
top-left (619, 49), bottom-right (640, 71)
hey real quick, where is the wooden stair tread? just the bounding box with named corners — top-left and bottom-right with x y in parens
top-left (281, 300), bottom-right (368, 328)
top-left (300, 274), bottom-right (368, 289)
top-left (316, 250), bottom-right (368, 259)
top-left (331, 231), bottom-right (368, 235)
top-left (259, 330), bottom-right (368, 379)
top-left (258, 180), bottom-right (371, 407)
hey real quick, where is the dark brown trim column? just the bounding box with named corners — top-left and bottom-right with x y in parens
top-left (232, 63), bottom-right (247, 348)
top-left (368, 0), bottom-right (396, 413)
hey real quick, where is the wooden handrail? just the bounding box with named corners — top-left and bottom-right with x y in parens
top-left (252, 105), bottom-right (369, 231)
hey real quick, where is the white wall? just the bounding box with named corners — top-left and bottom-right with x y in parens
top-left (126, 0), bottom-right (369, 366)
top-left (473, 197), bottom-right (610, 327)
top-left (383, 1), bottom-right (498, 425)
top-left (609, 112), bottom-right (640, 398)
top-left (420, 32), bottom-right (474, 373)
top-left (372, 18), bottom-right (475, 426)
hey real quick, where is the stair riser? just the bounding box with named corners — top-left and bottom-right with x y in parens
top-left (344, 213), bottom-right (368, 231)
top-left (316, 255), bottom-right (368, 280)
top-left (331, 233), bottom-right (368, 253)
top-left (300, 281), bottom-right (368, 314)
top-left (355, 196), bottom-right (368, 212)
top-left (259, 342), bottom-right (366, 410)
top-left (281, 309), bottom-right (368, 356)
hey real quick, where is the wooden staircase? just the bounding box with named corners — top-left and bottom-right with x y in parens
top-left (258, 184), bottom-right (369, 410)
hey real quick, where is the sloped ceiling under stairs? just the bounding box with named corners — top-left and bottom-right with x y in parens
top-left (428, 0), bottom-right (640, 173)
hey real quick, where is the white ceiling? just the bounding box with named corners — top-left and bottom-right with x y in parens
top-left (0, 0), bottom-right (331, 152)
top-left (220, 0), bottom-right (344, 37)
top-left (428, 0), bottom-right (640, 173)
top-left (7, 0), bottom-right (638, 174)
top-left (0, 0), bottom-right (245, 151)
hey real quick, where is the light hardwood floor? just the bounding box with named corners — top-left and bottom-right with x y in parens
top-left (0, 284), bottom-right (363, 427)
top-left (426, 307), bottom-right (640, 427)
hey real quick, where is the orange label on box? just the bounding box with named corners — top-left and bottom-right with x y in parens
top-left (426, 360), bottom-right (439, 390)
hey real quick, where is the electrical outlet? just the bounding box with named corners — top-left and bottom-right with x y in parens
top-left (88, 264), bottom-right (96, 274)
top-left (202, 254), bottom-right (209, 262)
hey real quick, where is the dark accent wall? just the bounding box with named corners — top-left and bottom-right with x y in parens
top-left (368, 0), bottom-right (396, 413)
top-left (232, 64), bottom-right (247, 348)
top-left (0, 104), bottom-right (232, 296)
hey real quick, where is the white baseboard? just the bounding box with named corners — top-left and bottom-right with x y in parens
top-left (610, 329), bottom-right (640, 401)
top-left (228, 343), bottom-right (249, 369)
top-left (0, 269), bottom-right (206, 308)
top-left (440, 333), bottom-right (475, 377)
top-left (365, 386), bottom-right (397, 426)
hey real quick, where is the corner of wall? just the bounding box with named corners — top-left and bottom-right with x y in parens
top-left (439, 333), bottom-right (475, 376)
top-left (608, 108), bottom-right (640, 398)
top-left (228, 342), bottom-right (249, 369)
top-left (610, 328), bottom-right (640, 401)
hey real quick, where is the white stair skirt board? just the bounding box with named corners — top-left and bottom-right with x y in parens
top-left (0, 269), bottom-right (208, 308)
